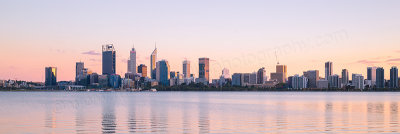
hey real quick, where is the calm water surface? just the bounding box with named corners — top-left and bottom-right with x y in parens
top-left (1, 92), bottom-right (400, 133)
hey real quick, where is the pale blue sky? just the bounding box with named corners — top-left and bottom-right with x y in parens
top-left (0, 0), bottom-right (399, 81)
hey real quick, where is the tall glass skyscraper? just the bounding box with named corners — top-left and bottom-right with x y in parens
top-left (325, 61), bottom-right (332, 80)
top-left (150, 45), bottom-right (157, 79)
top-left (199, 58), bottom-right (210, 82)
top-left (390, 66), bottom-right (399, 88)
top-left (45, 67), bottom-right (57, 86)
top-left (156, 60), bottom-right (170, 86)
top-left (102, 44), bottom-right (116, 75)
top-left (367, 67), bottom-right (377, 85)
top-left (376, 67), bottom-right (385, 88)
top-left (183, 60), bottom-right (190, 78)
top-left (341, 69), bottom-right (349, 87)
top-left (127, 46), bottom-right (136, 74)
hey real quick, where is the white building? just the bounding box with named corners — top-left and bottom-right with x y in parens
top-left (317, 79), bottom-right (329, 89)
top-left (292, 75), bottom-right (308, 89)
top-left (127, 46), bottom-right (137, 74)
top-left (352, 74), bottom-right (365, 90)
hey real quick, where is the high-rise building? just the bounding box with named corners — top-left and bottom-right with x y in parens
top-left (156, 60), bottom-right (170, 86)
top-left (352, 74), bottom-right (364, 90)
top-left (292, 75), bottom-right (308, 89)
top-left (127, 46), bottom-right (136, 74)
top-left (328, 75), bottom-right (340, 88)
top-left (76, 62), bottom-right (84, 78)
top-left (102, 44), bottom-right (116, 75)
top-left (325, 61), bottom-right (332, 80)
top-left (183, 60), bottom-right (190, 78)
top-left (138, 64), bottom-right (147, 77)
top-left (376, 67), bottom-right (385, 88)
top-left (45, 67), bottom-right (57, 86)
top-left (199, 58), bottom-right (210, 82)
top-left (150, 45), bottom-right (157, 79)
top-left (232, 73), bottom-right (243, 86)
top-left (303, 70), bottom-right (319, 88)
top-left (170, 71), bottom-right (177, 79)
top-left (341, 69), bottom-right (349, 87)
top-left (367, 67), bottom-right (377, 85)
top-left (270, 65), bottom-right (287, 83)
top-left (390, 66), bottom-right (399, 88)
top-left (249, 72), bottom-right (257, 84)
top-left (257, 67), bottom-right (266, 84)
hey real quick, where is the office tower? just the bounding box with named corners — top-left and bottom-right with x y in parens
top-left (249, 72), bottom-right (257, 84)
top-left (232, 73), bottom-right (243, 86)
top-left (150, 45), bottom-right (157, 79)
top-left (328, 75), bottom-right (340, 88)
top-left (276, 65), bottom-right (287, 82)
top-left (287, 76), bottom-right (293, 88)
top-left (341, 69), bottom-right (349, 87)
top-left (325, 61), bottom-right (332, 80)
top-left (352, 74), bottom-right (364, 90)
top-left (76, 62), bottom-right (84, 78)
top-left (376, 67), bottom-right (385, 88)
top-left (292, 75), bottom-right (308, 89)
top-left (102, 44), bottom-right (116, 75)
top-left (138, 64), bottom-right (147, 77)
top-left (390, 66), bottom-right (399, 88)
top-left (222, 68), bottom-right (230, 79)
top-left (45, 67), bottom-right (57, 86)
top-left (89, 73), bottom-right (99, 85)
top-left (170, 71), bottom-right (177, 79)
top-left (257, 67), bottom-right (266, 84)
top-left (243, 73), bottom-right (250, 85)
top-left (127, 46), bottom-right (136, 74)
top-left (183, 60), bottom-right (190, 78)
top-left (367, 67), bottom-right (377, 86)
top-left (303, 70), bottom-right (320, 88)
top-left (156, 60), bottom-right (170, 86)
top-left (109, 74), bottom-right (121, 89)
top-left (199, 58), bottom-right (210, 82)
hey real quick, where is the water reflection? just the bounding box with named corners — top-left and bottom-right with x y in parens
top-left (2, 92), bottom-right (400, 133)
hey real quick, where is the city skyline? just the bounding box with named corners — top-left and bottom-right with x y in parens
top-left (1, 0), bottom-right (400, 82)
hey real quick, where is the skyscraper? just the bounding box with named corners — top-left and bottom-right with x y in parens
top-left (390, 66), bottom-right (399, 88)
top-left (76, 62), bottom-right (84, 78)
top-left (257, 67), bottom-right (266, 84)
top-left (45, 67), bottom-right (57, 86)
top-left (276, 65), bottom-right (287, 83)
top-left (325, 61), bottom-right (332, 80)
top-left (352, 74), bottom-right (364, 90)
top-left (183, 60), bottom-right (190, 78)
top-left (341, 69), bottom-right (349, 87)
top-left (199, 58), bottom-right (210, 82)
top-left (292, 75), bottom-right (308, 89)
top-left (138, 64), bottom-right (147, 77)
top-left (303, 70), bottom-right (319, 88)
top-left (376, 67), bottom-right (385, 88)
top-left (102, 44), bottom-right (116, 75)
top-left (367, 67), bottom-right (377, 85)
top-left (127, 46), bottom-right (136, 74)
top-left (150, 45), bottom-right (157, 79)
top-left (328, 75), bottom-right (340, 88)
top-left (156, 60), bottom-right (170, 86)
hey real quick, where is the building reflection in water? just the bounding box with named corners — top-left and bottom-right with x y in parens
top-left (102, 94), bottom-right (116, 134)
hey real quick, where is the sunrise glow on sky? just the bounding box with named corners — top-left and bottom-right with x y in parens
top-left (1, 0), bottom-right (399, 82)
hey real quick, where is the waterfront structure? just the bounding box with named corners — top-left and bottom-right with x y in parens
top-left (45, 67), bottom-right (57, 86)
top-left (249, 72), bottom-right (257, 84)
top-left (328, 75), bottom-right (340, 88)
top-left (156, 60), bottom-right (170, 86)
top-left (352, 74), bottom-right (365, 90)
top-left (317, 79), bottom-right (329, 89)
top-left (257, 67), bottom-right (266, 84)
top-left (138, 64), bottom-right (147, 77)
top-left (367, 67), bottom-right (377, 86)
top-left (102, 44), bottom-right (116, 75)
top-left (303, 70), bottom-right (320, 88)
top-left (232, 73), bottom-right (243, 86)
top-left (341, 69), bottom-right (349, 87)
top-left (325, 61), bottom-right (332, 80)
top-left (376, 67), bottom-right (385, 88)
top-left (292, 75), bottom-right (308, 89)
top-left (390, 66), bottom-right (399, 88)
top-left (89, 73), bottom-right (99, 85)
top-left (127, 46), bottom-right (136, 74)
top-left (199, 58), bottom-right (210, 83)
top-left (170, 71), bottom-right (177, 79)
top-left (150, 45), bottom-right (157, 79)
top-left (183, 60), bottom-right (190, 78)
top-left (109, 74), bottom-right (121, 89)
